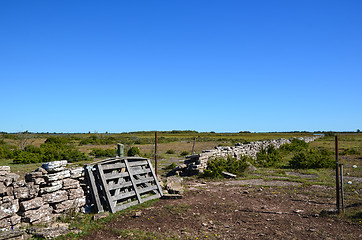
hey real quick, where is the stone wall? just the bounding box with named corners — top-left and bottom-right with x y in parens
top-left (171, 136), bottom-right (322, 176)
top-left (0, 161), bottom-right (86, 231)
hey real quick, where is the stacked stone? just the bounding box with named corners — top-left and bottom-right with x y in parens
top-left (0, 166), bottom-right (22, 230)
top-left (18, 161), bottom-right (83, 224)
top-left (171, 136), bottom-right (322, 176)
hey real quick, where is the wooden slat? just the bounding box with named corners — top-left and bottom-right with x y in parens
top-left (124, 159), bottom-right (142, 203)
top-left (96, 164), bottom-right (116, 213)
top-left (108, 181), bottom-right (133, 191)
top-left (85, 166), bottom-right (104, 213)
top-left (140, 193), bottom-right (161, 203)
top-left (104, 168), bottom-right (151, 180)
top-left (114, 200), bottom-right (139, 212)
top-left (108, 177), bottom-right (155, 191)
top-left (146, 159), bottom-right (163, 197)
top-left (138, 185), bottom-right (158, 194)
top-left (128, 160), bottom-right (148, 167)
top-left (104, 171), bottom-right (129, 180)
top-left (112, 189), bottom-right (137, 201)
top-left (101, 162), bottom-right (126, 170)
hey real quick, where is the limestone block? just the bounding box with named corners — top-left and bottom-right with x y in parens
top-left (20, 197), bottom-right (44, 211)
top-left (68, 188), bottom-right (84, 200)
top-left (49, 180), bottom-right (63, 187)
top-left (45, 170), bottom-right (70, 182)
top-left (0, 166), bottom-right (10, 176)
top-left (2, 195), bottom-right (14, 203)
top-left (0, 217), bottom-right (11, 229)
top-left (70, 167), bottom-right (84, 179)
top-left (2, 173), bottom-right (20, 186)
top-left (42, 190), bottom-right (68, 203)
top-left (10, 214), bottom-right (21, 225)
top-left (40, 184), bottom-right (63, 194)
top-left (41, 160), bottom-right (67, 173)
top-left (166, 176), bottom-right (184, 195)
top-left (13, 183), bottom-right (39, 200)
top-left (0, 182), bottom-right (7, 196)
top-left (22, 204), bottom-right (53, 223)
top-left (0, 199), bottom-right (19, 220)
top-left (0, 229), bottom-right (25, 239)
top-left (62, 178), bottom-right (80, 189)
top-left (33, 177), bottom-right (46, 185)
top-left (54, 199), bottom-right (82, 213)
top-left (25, 171), bottom-right (43, 182)
top-left (74, 196), bottom-right (86, 207)
top-left (35, 167), bottom-right (48, 174)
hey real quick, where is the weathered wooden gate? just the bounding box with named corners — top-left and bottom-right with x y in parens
top-left (85, 157), bottom-right (163, 213)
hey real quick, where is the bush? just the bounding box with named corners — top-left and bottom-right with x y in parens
top-left (44, 137), bottom-right (71, 145)
top-left (341, 148), bottom-right (360, 155)
top-left (203, 156), bottom-right (249, 178)
top-left (280, 138), bottom-right (308, 152)
top-left (255, 145), bottom-right (282, 167)
top-left (166, 149), bottom-right (175, 154)
top-left (180, 151), bottom-right (189, 156)
top-left (13, 151), bottom-right (40, 164)
top-left (164, 162), bottom-right (177, 170)
top-left (0, 143), bottom-right (15, 159)
top-left (127, 147), bottom-right (141, 157)
top-left (90, 148), bottom-right (117, 157)
top-left (289, 148), bottom-right (334, 169)
top-left (12, 140), bottom-right (88, 164)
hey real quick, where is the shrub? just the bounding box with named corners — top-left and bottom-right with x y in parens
top-left (280, 138), bottom-right (308, 152)
top-left (12, 140), bottom-right (88, 164)
top-left (127, 147), bottom-right (141, 157)
top-left (90, 148), bottom-right (117, 157)
top-left (164, 162), bottom-right (177, 170)
top-left (255, 145), bottom-right (282, 167)
top-left (289, 148), bottom-right (334, 169)
top-left (203, 156), bottom-right (249, 178)
top-left (341, 148), bottom-right (360, 155)
top-left (166, 149), bottom-right (175, 154)
top-left (44, 137), bottom-right (71, 145)
top-left (180, 151), bottom-right (189, 156)
top-left (13, 151), bottom-right (40, 164)
top-left (0, 143), bottom-right (15, 159)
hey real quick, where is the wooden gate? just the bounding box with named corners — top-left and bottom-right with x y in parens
top-left (85, 157), bottom-right (163, 213)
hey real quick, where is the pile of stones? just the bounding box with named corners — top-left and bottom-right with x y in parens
top-left (0, 160), bottom-right (86, 231)
top-left (169, 136), bottom-right (322, 176)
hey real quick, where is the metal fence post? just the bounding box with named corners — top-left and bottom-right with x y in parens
top-left (335, 136), bottom-right (340, 213)
top-left (340, 164), bottom-right (345, 213)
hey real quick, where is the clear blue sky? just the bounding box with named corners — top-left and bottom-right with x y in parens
top-left (0, 0), bottom-right (361, 133)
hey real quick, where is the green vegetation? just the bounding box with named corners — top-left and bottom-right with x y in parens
top-left (165, 149), bottom-right (175, 154)
top-left (89, 148), bottom-right (117, 158)
top-left (13, 137), bottom-right (88, 164)
top-left (341, 148), bottom-right (361, 155)
top-left (289, 148), bottom-right (334, 169)
top-left (180, 151), bottom-right (189, 156)
top-left (255, 145), bottom-right (282, 167)
top-left (163, 162), bottom-right (177, 170)
top-left (203, 156), bottom-right (249, 178)
top-left (127, 146), bottom-right (141, 157)
top-left (280, 138), bottom-right (309, 152)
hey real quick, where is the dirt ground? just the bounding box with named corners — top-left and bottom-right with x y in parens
top-left (82, 179), bottom-right (362, 240)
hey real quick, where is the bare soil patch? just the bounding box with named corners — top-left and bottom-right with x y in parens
top-left (82, 179), bottom-right (362, 240)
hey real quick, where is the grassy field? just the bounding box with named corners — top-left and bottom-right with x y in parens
top-left (0, 131), bottom-right (361, 176)
top-left (1, 131), bottom-right (361, 239)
